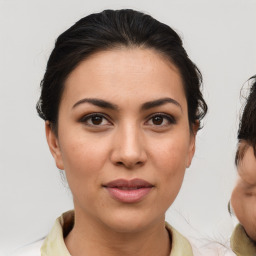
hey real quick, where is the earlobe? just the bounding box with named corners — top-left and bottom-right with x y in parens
top-left (186, 121), bottom-right (199, 168)
top-left (45, 121), bottom-right (64, 170)
top-left (186, 141), bottom-right (196, 168)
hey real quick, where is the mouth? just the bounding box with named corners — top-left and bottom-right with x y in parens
top-left (103, 179), bottom-right (154, 203)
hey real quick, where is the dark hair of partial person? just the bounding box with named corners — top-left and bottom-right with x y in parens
top-left (235, 75), bottom-right (256, 165)
top-left (36, 9), bottom-right (207, 134)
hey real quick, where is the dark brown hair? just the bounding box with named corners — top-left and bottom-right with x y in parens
top-left (36, 9), bottom-right (207, 133)
top-left (235, 75), bottom-right (256, 165)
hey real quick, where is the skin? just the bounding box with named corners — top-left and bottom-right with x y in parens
top-left (231, 142), bottom-right (256, 241)
top-left (46, 47), bottom-right (197, 256)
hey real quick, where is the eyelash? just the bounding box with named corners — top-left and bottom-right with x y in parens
top-left (145, 113), bottom-right (176, 127)
top-left (79, 113), bottom-right (176, 128)
top-left (79, 113), bottom-right (112, 127)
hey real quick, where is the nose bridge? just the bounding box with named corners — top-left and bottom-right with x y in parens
top-left (111, 121), bottom-right (146, 168)
top-left (122, 123), bottom-right (140, 154)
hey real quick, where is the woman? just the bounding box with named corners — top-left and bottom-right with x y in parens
top-left (15, 9), bottom-right (208, 255)
top-left (230, 76), bottom-right (256, 256)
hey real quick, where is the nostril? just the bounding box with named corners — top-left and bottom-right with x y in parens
top-left (115, 160), bottom-right (144, 168)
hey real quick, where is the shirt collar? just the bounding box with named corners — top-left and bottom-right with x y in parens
top-left (230, 224), bottom-right (256, 256)
top-left (41, 210), bottom-right (193, 256)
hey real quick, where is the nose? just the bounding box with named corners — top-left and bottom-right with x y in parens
top-left (110, 124), bottom-right (147, 169)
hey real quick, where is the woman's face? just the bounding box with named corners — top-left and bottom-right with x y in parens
top-left (46, 48), bottom-right (196, 232)
top-left (231, 143), bottom-right (256, 240)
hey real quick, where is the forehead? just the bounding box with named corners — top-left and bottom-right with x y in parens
top-left (62, 47), bottom-right (187, 109)
top-left (238, 144), bottom-right (256, 185)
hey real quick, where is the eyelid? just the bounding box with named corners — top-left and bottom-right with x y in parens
top-left (145, 112), bottom-right (176, 126)
top-left (79, 113), bottom-right (113, 126)
top-left (78, 112), bottom-right (176, 127)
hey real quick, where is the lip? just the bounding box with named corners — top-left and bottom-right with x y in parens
top-left (103, 179), bottom-right (154, 203)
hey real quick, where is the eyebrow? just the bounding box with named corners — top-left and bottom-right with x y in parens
top-left (141, 97), bottom-right (182, 111)
top-left (72, 98), bottom-right (119, 110)
top-left (72, 97), bottom-right (182, 111)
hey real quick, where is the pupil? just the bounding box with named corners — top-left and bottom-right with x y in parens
top-left (153, 116), bottom-right (163, 125)
top-left (92, 116), bottom-right (102, 125)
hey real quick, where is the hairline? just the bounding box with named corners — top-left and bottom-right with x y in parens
top-left (50, 44), bottom-right (194, 136)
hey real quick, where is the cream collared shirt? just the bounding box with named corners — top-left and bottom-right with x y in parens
top-left (230, 224), bottom-right (256, 256)
top-left (39, 210), bottom-right (194, 256)
top-left (13, 210), bottom-right (243, 256)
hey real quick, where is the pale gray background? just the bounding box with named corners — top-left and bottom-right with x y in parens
top-left (0, 0), bottom-right (255, 255)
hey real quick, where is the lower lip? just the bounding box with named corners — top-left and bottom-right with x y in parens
top-left (105, 187), bottom-right (153, 203)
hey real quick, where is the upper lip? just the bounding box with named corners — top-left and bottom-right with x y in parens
top-left (103, 179), bottom-right (154, 188)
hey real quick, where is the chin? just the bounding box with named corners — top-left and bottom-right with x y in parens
top-left (246, 227), bottom-right (256, 243)
top-left (243, 219), bottom-right (256, 242)
top-left (101, 208), bottom-right (162, 233)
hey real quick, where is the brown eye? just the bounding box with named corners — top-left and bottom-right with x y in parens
top-left (145, 113), bottom-right (176, 127)
top-left (91, 116), bottom-right (103, 125)
top-left (80, 113), bottom-right (112, 127)
top-left (152, 116), bottom-right (164, 125)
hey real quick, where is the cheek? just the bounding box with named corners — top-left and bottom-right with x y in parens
top-left (239, 198), bottom-right (256, 239)
top-left (231, 187), bottom-right (256, 229)
top-left (150, 137), bottom-right (189, 202)
top-left (231, 188), bottom-right (244, 222)
top-left (150, 136), bottom-right (189, 174)
top-left (59, 134), bottom-right (110, 190)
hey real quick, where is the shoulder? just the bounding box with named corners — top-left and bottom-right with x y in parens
top-left (10, 239), bottom-right (44, 256)
top-left (165, 222), bottom-right (236, 256)
top-left (231, 223), bottom-right (256, 256)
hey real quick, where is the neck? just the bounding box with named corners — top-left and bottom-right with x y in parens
top-left (65, 210), bottom-right (171, 256)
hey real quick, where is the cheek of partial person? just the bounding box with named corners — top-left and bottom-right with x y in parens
top-left (231, 145), bottom-right (256, 241)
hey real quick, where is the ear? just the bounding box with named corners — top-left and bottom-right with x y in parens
top-left (45, 121), bottom-right (64, 170)
top-left (186, 120), bottom-right (199, 168)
